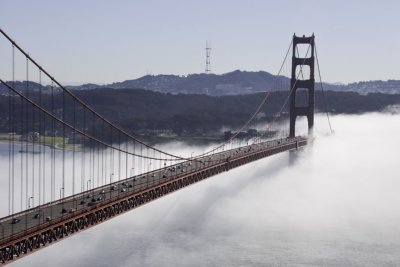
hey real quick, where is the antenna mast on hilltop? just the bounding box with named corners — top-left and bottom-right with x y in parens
top-left (205, 41), bottom-right (211, 74)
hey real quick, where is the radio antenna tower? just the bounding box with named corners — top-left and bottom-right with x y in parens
top-left (205, 41), bottom-right (211, 74)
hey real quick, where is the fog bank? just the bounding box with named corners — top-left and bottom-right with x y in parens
top-left (12, 113), bottom-right (400, 267)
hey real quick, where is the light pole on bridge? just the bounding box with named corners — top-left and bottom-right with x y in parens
top-left (109, 173), bottom-right (114, 199)
top-left (28, 196), bottom-right (34, 209)
top-left (109, 173), bottom-right (114, 184)
top-left (87, 180), bottom-right (91, 192)
top-left (0, 222), bottom-right (4, 239)
top-left (148, 162), bottom-right (152, 186)
top-left (59, 188), bottom-right (64, 200)
top-left (190, 152), bottom-right (194, 171)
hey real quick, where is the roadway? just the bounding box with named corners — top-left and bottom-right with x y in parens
top-left (0, 137), bottom-right (305, 243)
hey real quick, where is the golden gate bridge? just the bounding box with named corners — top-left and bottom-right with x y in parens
top-left (0, 29), bottom-right (331, 265)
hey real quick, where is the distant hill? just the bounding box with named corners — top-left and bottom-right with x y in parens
top-left (2, 70), bottom-right (400, 95)
top-left (70, 70), bottom-right (400, 95)
top-left (77, 70), bottom-right (290, 95)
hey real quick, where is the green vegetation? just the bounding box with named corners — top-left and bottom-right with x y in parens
top-left (0, 133), bottom-right (72, 149)
top-left (0, 89), bottom-right (400, 144)
top-left (74, 89), bottom-right (400, 136)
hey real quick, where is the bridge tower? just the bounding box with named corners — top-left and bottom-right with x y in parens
top-left (289, 34), bottom-right (315, 137)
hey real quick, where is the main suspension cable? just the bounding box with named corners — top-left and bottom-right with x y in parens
top-left (0, 28), bottom-right (184, 161)
top-left (192, 39), bottom-right (294, 158)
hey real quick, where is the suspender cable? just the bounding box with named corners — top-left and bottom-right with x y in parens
top-left (31, 70), bottom-right (36, 209)
top-left (51, 81), bottom-right (55, 204)
top-left (62, 87), bottom-right (66, 202)
top-left (314, 42), bottom-right (333, 134)
top-left (25, 58), bottom-right (29, 211)
top-left (72, 99), bottom-right (76, 195)
top-left (38, 71), bottom-right (42, 207)
top-left (20, 81), bottom-right (24, 212)
top-left (25, 58), bottom-right (29, 230)
top-left (125, 136), bottom-right (128, 180)
top-left (118, 131), bottom-right (121, 182)
top-left (97, 124), bottom-right (100, 188)
top-left (81, 107), bottom-right (86, 193)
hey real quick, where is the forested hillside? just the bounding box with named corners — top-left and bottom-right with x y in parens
top-left (1, 88), bottom-right (399, 140)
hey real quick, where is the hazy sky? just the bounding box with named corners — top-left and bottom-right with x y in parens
top-left (1, 0), bottom-right (400, 84)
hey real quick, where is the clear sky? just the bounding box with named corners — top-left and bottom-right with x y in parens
top-left (1, 0), bottom-right (399, 84)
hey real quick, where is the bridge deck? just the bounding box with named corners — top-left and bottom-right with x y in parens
top-left (0, 137), bottom-right (307, 264)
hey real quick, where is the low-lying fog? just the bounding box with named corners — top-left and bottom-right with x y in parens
top-left (10, 113), bottom-right (400, 266)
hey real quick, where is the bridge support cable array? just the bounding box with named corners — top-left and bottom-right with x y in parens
top-left (0, 27), bottom-right (306, 167)
top-left (0, 27), bottom-right (290, 169)
top-left (0, 29), bottom-right (314, 216)
top-left (0, 137), bottom-right (308, 265)
top-left (0, 30), bottom-right (328, 265)
top-left (210, 40), bottom-right (293, 154)
top-left (251, 36), bottom-right (313, 144)
top-left (0, 28), bottom-right (187, 162)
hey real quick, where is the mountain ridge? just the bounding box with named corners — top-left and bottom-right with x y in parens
top-left (2, 70), bottom-right (400, 95)
top-left (70, 70), bottom-right (400, 95)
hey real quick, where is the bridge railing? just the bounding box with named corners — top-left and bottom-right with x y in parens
top-left (0, 136), bottom-right (304, 225)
